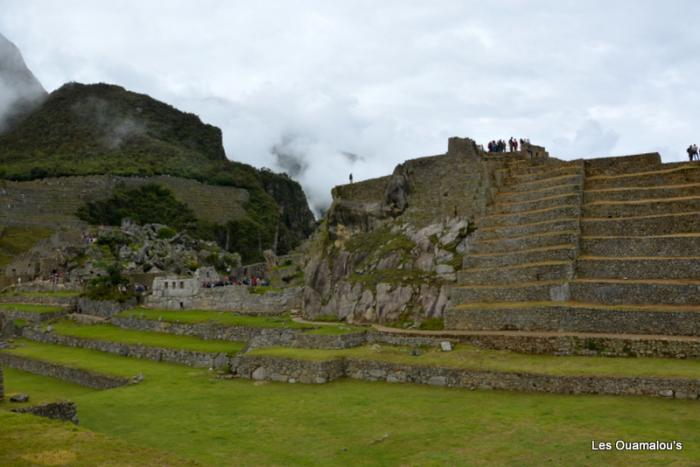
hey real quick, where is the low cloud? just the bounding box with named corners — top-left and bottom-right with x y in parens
top-left (0, 32), bottom-right (46, 133)
top-left (3, 1), bottom-right (700, 209)
top-left (71, 96), bottom-right (146, 149)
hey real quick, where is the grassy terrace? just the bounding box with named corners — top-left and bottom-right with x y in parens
top-left (0, 303), bottom-right (65, 313)
top-left (0, 340), bottom-right (175, 378)
top-left (119, 307), bottom-right (313, 328)
top-left (48, 321), bottom-right (245, 354)
top-left (249, 344), bottom-right (700, 379)
top-left (1, 341), bottom-right (699, 465)
top-left (0, 290), bottom-right (80, 298)
top-left (118, 307), bottom-right (365, 334)
top-left (0, 368), bottom-right (95, 409)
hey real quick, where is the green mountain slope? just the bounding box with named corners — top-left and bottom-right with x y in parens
top-left (0, 82), bottom-right (315, 261)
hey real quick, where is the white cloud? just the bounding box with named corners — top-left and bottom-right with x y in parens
top-left (2, 0), bottom-right (700, 212)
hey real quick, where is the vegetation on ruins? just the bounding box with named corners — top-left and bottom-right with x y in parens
top-left (77, 184), bottom-right (197, 231)
top-left (84, 264), bottom-right (133, 302)
top-left (0, 226), bottom-right (53, 267)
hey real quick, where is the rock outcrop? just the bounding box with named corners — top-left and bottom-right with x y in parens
top-left (302, 138), bottom-right (541, 326)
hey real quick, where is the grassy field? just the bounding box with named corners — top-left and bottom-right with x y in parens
top-left (0, 411), bottom-right (195, 466)
top-left (1, 341), bottom-right (699, 465)
top-left (249, 344), bottom-right (700, 379)
top-left (0, 303), bottom-right (65, 313)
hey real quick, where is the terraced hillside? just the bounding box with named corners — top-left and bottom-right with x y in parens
top-left (446, 153), bottom-right (700, 340)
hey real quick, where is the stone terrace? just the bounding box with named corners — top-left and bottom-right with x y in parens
top-left (446, 153), bottom-right (700, 340)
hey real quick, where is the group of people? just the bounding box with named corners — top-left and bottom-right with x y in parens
top-left (687, 144), bottom-right (699, 161)
top-left (487, 137), bottom-right (530, 153)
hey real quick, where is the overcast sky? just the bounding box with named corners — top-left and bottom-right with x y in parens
top-left (2, 0), bottom-right (699, 214)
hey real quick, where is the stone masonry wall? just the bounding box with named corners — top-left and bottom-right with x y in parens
top-left (231, 354), bottom-right (700, 400)
top-left (110, 316), bottom-right (367, 350)
top-left (145, 285), bottom-right (302, 314)
top-left (0, 174), bottom-right (249, 228)
top-left (332, 175), bottom-right (392, 204)
top-left (444, 306), bottom-right (700, 337)
top-left (21, 328), bottom-right (231, 369)
top-left (0, 353), bottom-right (130, 389)
top-left (330, 138), bottom-right (510, 228)
top-left (76, 297), bottom-right (136, 318)
top-left (12, 401), bottom-right (79, 424)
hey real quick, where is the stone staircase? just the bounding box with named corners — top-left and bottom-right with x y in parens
top-left (445, 153), bottom-right (700, 339)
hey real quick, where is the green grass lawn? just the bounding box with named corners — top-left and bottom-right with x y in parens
top-left (0, 411), bottom-right (195, 466)
top-left (120, 307), bottom-right (315, 329)
top-left (49, 321), bottom-right (245, 354)
top-left (1, 340), bottom-right (699, 465)
top-left (0, 368), bottom-right (95, 410)
top-left (249, 344), bottom-right (700, 379)
top-left (0, 303), bottom-right (65, 313)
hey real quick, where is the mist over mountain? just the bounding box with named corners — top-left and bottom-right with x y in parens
top-left (0, 32), bottom-right (47, 133)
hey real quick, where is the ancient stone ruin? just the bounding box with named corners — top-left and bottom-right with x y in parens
top-left (304, 137), bottom-right (700, 343)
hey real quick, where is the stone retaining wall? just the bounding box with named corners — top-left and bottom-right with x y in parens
top-left (21, 328), bottom-right (231, 369)
top-left (76, 298), bottom-right (136, 318)
top-left (0, 309), bottom-right (66, 324)
top-left (231, 354), bottom-right (346, 384)
top-left (145, 285), bottom-right (302, 314)
top-left (0, 295), bottom-right (76, 306)
top-left (111, 316), bottom-right (367, 350)
top-left (0, 353), bottom-right (129, 389)
top-left (445, 306), bottom-right (700, 337)
top-left (455, 333), bottom-right (700, 358)
top-left (12, 401), bottom-right (79, 424)
top-left (231, 354), bottom-right (700, 400)
top-left (109, 315), bottom-right (700, 358)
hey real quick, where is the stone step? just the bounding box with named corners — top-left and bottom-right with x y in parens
top-left (480, 205), bottom-right (580, 229)
top-left (464, 245), bottom-right (577, 269)
top-left (491, 193), bottom-right (581, 215)
top-left (495, 182), bottom-right (581, 204)
top-left (458, 261), bottom-right (573, 285)
top-left (508, 165), bottom-right (582, 184)
top-left (580, 234), bottom-right (700, 257)
top-left (581, 211), bottom-right (700, 236)
top-left (584, 183), bottom-right (700, 203)
top-left (582, 196), bottom-right (700, 218)
top-left (477, 217), bottom-right (580, 240)
top-left (584, 153), bottom-right (662, 177)
top-left (444, 301), bottom-right (700, 336)
top-left (470, 231), bottom-right (579, 254)
top-left (585, 164), bottom-right (700, 190)
top-left (570, 279), bottom-right (700, 305)
top-left (576, 256), bottom-right (700, 280)
top-left (450, 281), bottom-right (568, 303)
top-left (507, 173), bottom-right (583, 193)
